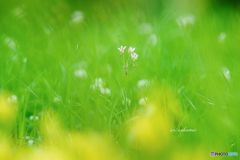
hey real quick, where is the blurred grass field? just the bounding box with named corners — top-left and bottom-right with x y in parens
top-left (0, 0), bottom-right (240, 159)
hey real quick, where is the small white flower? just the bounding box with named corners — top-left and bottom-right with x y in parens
top-left (11, 95), bottom-right (17, 103)
top-left (90, 77), bottom-right (105, 91)
top-left (69, 10), bottom-right (84, 24)
top-left (54, 97), bottom-right (61, 103)
top-left (90, 84), bottom-right (97, 91)
top-left (74, 69), bottom-right (87, 79)
top-left (28, 139), bottom-right (34, 146)
top-left (4, 37), bottom-right (17, 50)
top-left (131, 53), bottom-right (138, 61)
top-left (177, 14), bottom-right (195, 27)
top-left (95, 78), bottom-right (103, 88)
top-left (43, 27), bottom-right (51, 35)
top-left (90, 78), bottom-right (111, 96)
top-left (128, 47), bottom-right (135, 54)
top-left (218, 32), bottom-right (226, 43)
top-left (95, 78), bottom-right (103, 84)
top-left (148, 34), bottom-right (158, 46)
top-left (30, 116), bottom-right (34, 121)
top-left (105, 88), bottom-right (111, 96)
top-left (7, 95), bottom-right (18, 103)
top-left (30, 116), bottom-right (39, 121)
top-left (139, 97), bottom-right (148, 105)
top-left (222, 67), bottom-right (230, 82)
top-left (23, 57), bottom-right (27, 63)
top-left (137, 79), bottom-right (149, 89)
top-left (100, 87), bottom-right (105, 94)
top-left (100, 87), bottom-right (111, 96)
top-left (117, 46), bottom-right (126, 53)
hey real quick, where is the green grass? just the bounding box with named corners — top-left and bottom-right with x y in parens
top-left (0, 0), bottom-right (240, 159)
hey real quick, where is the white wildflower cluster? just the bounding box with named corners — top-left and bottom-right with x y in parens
top-left (54, 96), bottom-right (61, 103)
top-left (74, 69), bottom-right (88, 79)
top-left (6, 94), bottom-right (18, 111)
top-left (43, 27), bottom-right (51, 35)
top-left (148, 34), bottom-right (158, 46)
top-left (23, 57), bottom-right (27, 63)
top-left (73, 61), bottom-right (88, 79)
top-left (117, 46), bottom-right (138, 76)
top-left (30, 115), bottom-right (39, 121)
top-left (177, 14), bottom-right (195, 27)
top-left (69, 10), bottom-right (84, 25)
top-left (118, 46), bottom-right (126, 56)
top-left (131, 52), bottom-right (138, 61)
top-left (137, 79), bottom-right (150, 90)
top-left (28, 139), bottom-right (34, 146)
top-left (139, 97), bottom-right (148, 106)
top-left (7, 95), bottom-right (18, 104)
top-left (90, 78), bottom-right (111, 96)
top-left (222, 67), bottom-right (231, 83)
top-left (4, 37), bottom-right (17, 50)
top-left (218, 32), bottom-right (226, 43)
top-left (22, 136), bottom-right (39, 147)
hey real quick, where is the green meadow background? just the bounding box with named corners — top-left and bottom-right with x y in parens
top-left (0, 0), bottom-right (240, 159)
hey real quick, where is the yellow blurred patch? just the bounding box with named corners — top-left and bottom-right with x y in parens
top-left (40, 110), bottom-right (66, 149)
top-left (16, 148), bottom-right (70, 160)
top-left (129, 83), bottom-right (187, 153)
top-left (171, 146), bottom-right (209, 160)
top-left (128, 104), bottom-right (172, 153)
top-left (0, 94), bottom-right (17, 131)
top-left (70, 131), bottom-right (125, 160)
top-left (149, 83), bottom-right (184, 126)
top-left (0, 143), bottom-right (11, 160)
top-left (39, 111), bottom-right (125, 160)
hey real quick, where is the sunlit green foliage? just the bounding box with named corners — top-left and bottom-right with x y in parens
top-left (0, 0), bottom-right (240, 159)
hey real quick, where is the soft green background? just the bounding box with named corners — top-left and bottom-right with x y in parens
top-left (0, 0), bottom-right (239, 159)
